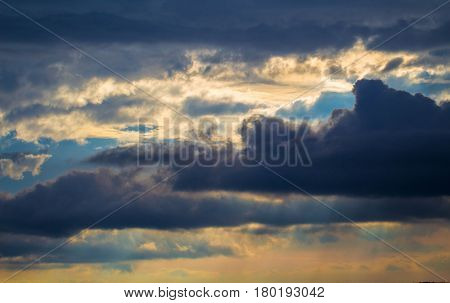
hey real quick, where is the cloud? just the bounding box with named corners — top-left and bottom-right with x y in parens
top-left (173, 80), bottom-right (450, 196)
top-left (0, 36), bottom-right (446, 144)
top-left (4, 97), bottom-right (146, 124)
top-left (91, 79), bottom-right (450, 196)
top-left (0, 168), bottom-right (449, 238)
top-left (0, 13), bottom-right (361, 52)
top-left (181, 97), bottom-right (253, 116)
top-left (0, 153), bottom-right (51, 180)
top-left (86, 141), bottom-right (231, 167)
top-left (1, 9), bottom-right (448, 53)
top-left (0, 229), bottom-right (233, 264)
top-left (381, 57), bottom-right (404, 72)
top-left (368, 20), bottom-right (450, 52)
top-left (0, 44), bottom-right (188, 113)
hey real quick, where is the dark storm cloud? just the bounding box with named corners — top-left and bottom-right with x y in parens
top-left (0, 12), bottom-right (367, 53)
top-left (174, 80), bottom-right (450, 196)
top-left (91, 79), bottom-right (450, 196)
top-left (368, 20), bottom-right (450, 52)
top-left (2, 0), bottom-right (446, 27)
top-left (181, 97), bottom-right (253, 116)
top-left (0, 1), bottom-right (448, 53)
top-left (0, 167), bottom-right (449, 237)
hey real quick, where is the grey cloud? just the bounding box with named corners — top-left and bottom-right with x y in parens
top-left (0, 43), bottom-right (190, 111)
top-left (368, 20), bottom-right (450, 52)
top-left (181, 97), bottom-right (254, 117)
top-left (2, 1), bottom-right (444, 24)
top-left (0, 168), bottom-right (449, 238)
top-left (4, 97), bottom-right (146, 124)
top-left (381, 57), bottom-right (404, 72)
top-left (0, 13), bottom-right (366, 52)
top-left (0, 9), bottom-right (448, 53)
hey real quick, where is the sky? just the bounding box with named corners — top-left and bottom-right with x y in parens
top-left (0, 0), bottom-right (449, 282)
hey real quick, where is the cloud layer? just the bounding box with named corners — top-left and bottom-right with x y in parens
top-left (1, 1), bottom-right (448, 53)
top-left (0, 229), bottom-right (232, 264)
top-left (1, 167), bottom-right (449, 238)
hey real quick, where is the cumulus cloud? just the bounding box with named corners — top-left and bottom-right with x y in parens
top-left (90, 80), bottom-right (450, 196)
top-left (175, 80), bottom-right (450, 196)
top-left (0, 153), bottom-right (51, 180)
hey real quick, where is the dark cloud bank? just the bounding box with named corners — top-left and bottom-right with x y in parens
top-left (92, 79), bottom-right (450, 197)
top-left (0, 168), bottom-right (449, 238)
top-left (0, 0), bottom-right (448, 53)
